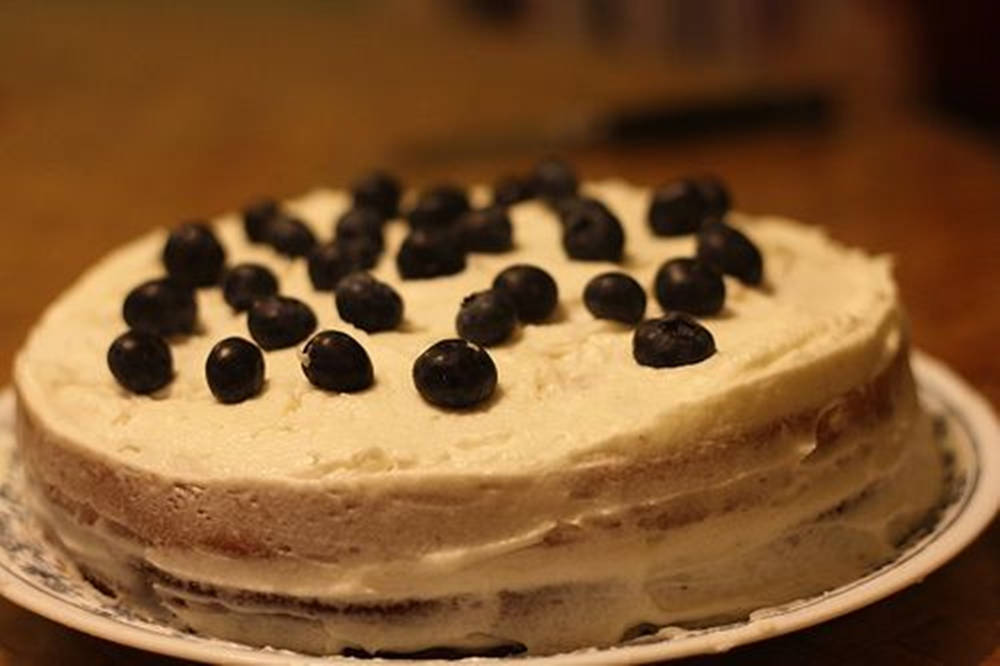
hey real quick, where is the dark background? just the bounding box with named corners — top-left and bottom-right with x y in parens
top-left (0, 1), bottom-right (997, 664)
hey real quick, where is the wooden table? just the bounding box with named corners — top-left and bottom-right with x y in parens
top-left (0, 2), bottom-right (996, 664)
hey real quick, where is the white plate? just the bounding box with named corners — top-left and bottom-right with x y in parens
top-left (0, 351), bottom-right (996, 665)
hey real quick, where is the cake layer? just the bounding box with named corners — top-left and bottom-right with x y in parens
top-left (17, 344), bottom-right (919, 570)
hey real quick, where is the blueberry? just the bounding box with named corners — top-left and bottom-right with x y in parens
top-left (308, 243), bottom-right (355, 291)
top-left (654, 258), bottom-right (726, 316)
top-left (107, 330), bottom-right (173, 394)
top-left (560, 198), bottom-right (625, 261)
top-left (162, 222), bottom-right (226, 287)
top-left (340, 236), bottom-right (381, 270)
top-left (693, 176), bottom-right (731, 219)
top-left (123, 278), bottom-right (197, 336)
top-left (242, 198), bottom-right (279, 243)
top-left (583, 272), bottom-right (646, 324)
top-left (222, 264), bottom-right (279, 312)
top-left (396, 228), bottom-right (466, 279)
top-left (412, 339), bottom-right (497, 409)
top-left (335, 272), bottom-right (403, 333)
top-left (248, 296), bottom-right (317, 350)
top-left (550, 195), bottom-right (603, 224)
top-left (633, 314), bottom-right (716, 368)
top-left (492, 264), bottom-right (558, 323)
top-left (308, 241), bottom-right (378, 291)
top-left (648, 180), bottom-right (710, 236)
top-left (530, 157), bottom-right (578, 201)
top-left (301, 330), bottom-right (374, 392)
top-left (492, 175), bottom-right (535, 205)
top-left (408, 185), bottom-right (470, 229)
top-left (266, 214), bottom-right (316, 257)
top-left (335, 206), bottom-right (384, 252)
top-left (205, 337), bottom-right (265, 404)
top-left (459, 206), bottom-right (513, 253)
top-left (456, 290), bottom-right (517, 346)
top-left (352, 170), bottom-right (401, 220)
top-left (696, 223), bottom-right (763, 285)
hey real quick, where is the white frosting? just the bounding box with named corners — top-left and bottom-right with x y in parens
top-left (14, 181), bottom-right (902, 480)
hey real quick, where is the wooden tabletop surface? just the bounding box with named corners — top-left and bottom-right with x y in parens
top-left (0, 2), bottom-right (996, 664)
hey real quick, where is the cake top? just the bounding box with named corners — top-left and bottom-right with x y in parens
top-left (15, 180), bottom-right (901, 480)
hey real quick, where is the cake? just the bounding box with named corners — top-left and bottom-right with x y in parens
top-left (13, 171), bottom-right (946, 657)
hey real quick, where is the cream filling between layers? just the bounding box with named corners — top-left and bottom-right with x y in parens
top-left (15, 181), bottom-right (902, 481)
top-left (26, 364), bottom-right (931, 601)
top-left (26, 389), bottom-right (944, 655)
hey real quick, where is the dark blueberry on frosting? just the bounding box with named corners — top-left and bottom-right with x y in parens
top-left (633, 314), bottom-right (716, 368)
top-left (693, 176), bottom-right (731, 219)
top-left (456, 289), bottom-right (517, 346)
top-left (123, 278), bottom-right (197, 336)
top-left (492, 175), bottom-right (535, 206)
top-left (654, 258), bottom-right (726, 316)
top-left (242, 198), bottom-right (280, 244)
top-left (351, 170), bottom-right (401, 220)
top-left (648, 180), bottom-right (710, 236)
top-left (335, 272), bottom-right (403, 333)
top-left (335, 206), bottom-right (385, 252)
top-left (696, 222), bottom-right (763, 285)
top-left (301, 330), bottom-right (374, 392)
top-left (408, 185), bottom-right (470, 229)
top-left (459, 206), bottom-right (513, 253)
top-left (308, 241), bottom-right (378, 291)
top-left (341, 235), bottom-right (381, 269)
top-left (107, 330), bottom-right (173, 394)
top-left (266, 214), bottom-right (316, 257)
top-left (396, 228), bottom-right (466, 279)
top-left (492, 264), bottom-right (558, 323)
top-left (530, 157), bottom-right (578, 201)
top-left (162, 222), bottom-right (226, 288)
top-left (560, 198), bottom-right (625, 262)
top-left (247, 296), bottom-right (317, 350)
top-left (583, 272), bottom-right (646, 324)
top-left (308, 243), bottom-right (354, 291)
top-left (550, 196), bottom-right (601, 224)
top-left (205, 337), bottom-right (265, 404)
top-left (222, 264), bottom-right (279, 312)
top-left (412, 339), bottom-right (497, 409)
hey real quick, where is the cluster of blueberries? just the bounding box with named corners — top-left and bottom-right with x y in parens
top-left (107, 158), bottom-right (763, 410)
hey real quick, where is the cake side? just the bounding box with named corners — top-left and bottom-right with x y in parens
top-left (17, 345), bottom-right (944, 654)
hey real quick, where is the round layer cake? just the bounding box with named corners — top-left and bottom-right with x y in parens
top-left (13, 179), bottom-right (946, 656)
